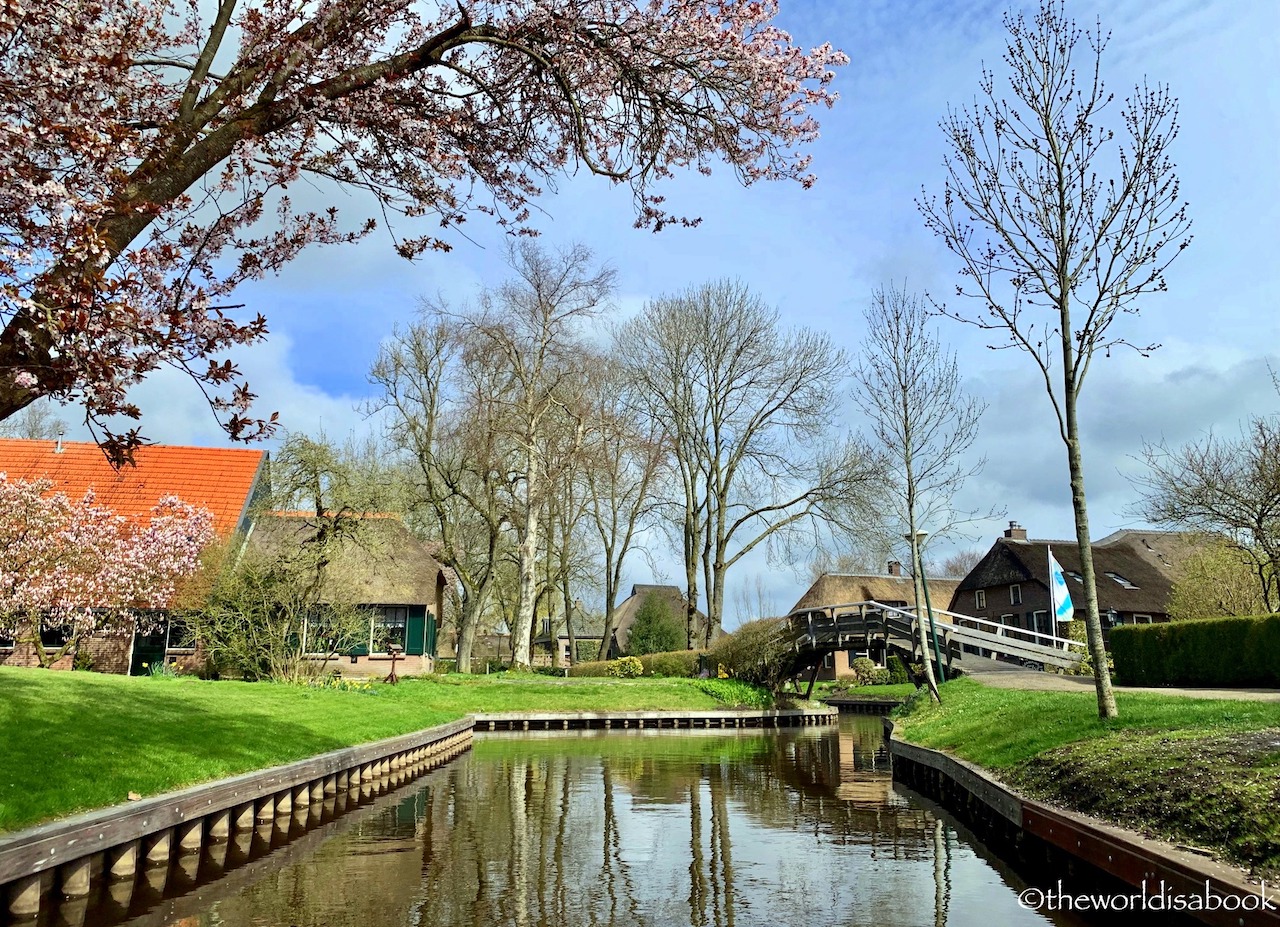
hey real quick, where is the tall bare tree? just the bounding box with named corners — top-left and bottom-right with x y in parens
top-left (367, 316), bottom-right (511, 673)
top-left (917, 1), bottom-right (1192, 718)
top-left (582, 367), bottom-right (670, 659)
top-left (852, 285), bottom-right (991, 699)
top-left (620, 279), bottom-right (881, 644)
top-left (461, 243), bottom-right (616, 668)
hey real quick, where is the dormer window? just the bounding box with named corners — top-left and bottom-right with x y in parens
top-left (975, 590), bottom-right (986, 610)
top-left (1105, 572), bottom-right (1138, 589)
top-left (1067, 571), bottom-right (1083, 583)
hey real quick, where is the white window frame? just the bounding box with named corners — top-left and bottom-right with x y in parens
top-left (1133, 613), bottom-right (1153, 625)
top-left (975, 589), bottom-right (986, 610)
top-left (1010, 584), bottom-right (1022, 606)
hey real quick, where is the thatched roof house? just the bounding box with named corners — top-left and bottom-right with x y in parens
top-left (246, 513), bottom-right (449, 660)
top-left (611, 583), bottom-right (715, 654)
top-left (790, 564), bottom-right (963, 617)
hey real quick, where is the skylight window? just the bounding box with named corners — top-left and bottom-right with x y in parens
top-left (1105, 571), bottom-right (1138, 589)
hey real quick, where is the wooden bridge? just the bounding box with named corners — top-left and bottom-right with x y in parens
top-left (784, 601), bottom-right (1086, 686)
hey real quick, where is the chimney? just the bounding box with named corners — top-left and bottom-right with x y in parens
top-left (887, 560), bottom-right (902, 577)
top-left (1004, 520), bottom-right (1027, 541)
top-left (55, 426), bottom-right (65, 454)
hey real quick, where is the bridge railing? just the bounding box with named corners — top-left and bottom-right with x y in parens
top-left (785, 600), bottom-right (1085, 670)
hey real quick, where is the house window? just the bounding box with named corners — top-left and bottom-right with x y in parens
top-left (1010, 584), bottom-right (1022, 606)
top-left (1132, 613), bottom-right (1153, 625)
top-left (541, 617), bottom-right (551, 637)
top-left (975, 590), bottom-right (986, 610)
top-left (1032, 610), bottom-right (1049, 636)
top-left (999, 614), bottom-right (1015, 628)
top-left (1105, 572), bottom-right (1138, 589)
top-left (375, 607), bottom-right (408, 650)
top-left (1067, 571), bottom-right (1083, 583)
top-left (823, 653), bottom-right (833, 669)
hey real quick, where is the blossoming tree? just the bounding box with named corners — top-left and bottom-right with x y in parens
top-left (0, 0), bottom-right (846, 461)
top-left (0, 476), bottom-right (214, 667)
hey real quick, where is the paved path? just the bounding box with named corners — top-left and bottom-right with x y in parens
top-left (969, 666), bottom-right (1280, 702)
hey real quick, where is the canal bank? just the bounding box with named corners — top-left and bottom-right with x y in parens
top-left (6, 715), bottom-right (1089, 927)
top-left (886, 720), bottom-right (1280, 927)
top-left (0, 707), bottom-right (836, 923)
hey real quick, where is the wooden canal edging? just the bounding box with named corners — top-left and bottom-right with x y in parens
top-left (824, 696), bottom-right (904, 715)
top-left (472, 706), bottom-right (838, 732)
top-left (0, 718), bottom-right (473, 922)
top-left (884, 720), bottom-right (1280, 927)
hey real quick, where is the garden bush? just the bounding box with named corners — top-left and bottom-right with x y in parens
top-left (886, 654), bottom-right (910, 684)
top-left (850, 656), bottom-right (877, 685)
top-left (706, 617), bottom-right (792, 691)
top-left (1111, 614), bottom-right (1280, 686)
top-left (640, 649), bottom-right (703, 678)
top-left (625, 593), bottom-right (684, 656)
top-left (606, 656), bottom-right (644, 678)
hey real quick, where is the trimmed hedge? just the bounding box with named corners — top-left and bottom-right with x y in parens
top-left (1112, 614), bottom-right (1280, 687)
top-left (640, 649), bottom-right (703, 678)
top-left (567, 660), bottom-right (611, 678)
top-left (566, 650), bottom-right (704, 678)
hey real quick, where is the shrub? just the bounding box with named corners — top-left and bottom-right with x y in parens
top-left (868, 667), bottom-right (892, 685)
top-left (693, 678), bottom-right (773, 709)
top-left (706, 617), bottom-right (792, 691)
top-left (850, 657), bottom-right (877, 685)
top-left (626, 593), bottom-right (684, 656)
top-left (1112, 614), bottom-right (1280, 687)
top-left (606, 656), bottom-right (644, 678)
top-left (567, 660), bottom-right (612, 678)
top-left (886, 654), bottom-right (910, 684)
top-left (640, 649), bottom-right (703, 678)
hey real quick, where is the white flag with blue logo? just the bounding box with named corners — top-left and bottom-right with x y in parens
top-left (1048, 547), bottom-right (1074, 624)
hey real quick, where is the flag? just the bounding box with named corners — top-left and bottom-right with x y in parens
top-left (1048, 547), bottom-right (1074, 624)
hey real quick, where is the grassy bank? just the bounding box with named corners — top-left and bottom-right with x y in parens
top-left (896, 677), bottom-right (1280, 875)
top-left (0, 667), bottom-right (740, 833)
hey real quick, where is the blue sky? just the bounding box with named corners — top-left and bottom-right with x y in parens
top-left (114, 0), bottom-right (1279, 624)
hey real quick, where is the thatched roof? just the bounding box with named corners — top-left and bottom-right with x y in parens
top-left (790, 573), bottom-right (962, 614)
top-left (244, 513), bottom-right (446, 606)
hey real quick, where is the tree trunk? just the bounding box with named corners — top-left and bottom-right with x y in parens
top-left (910, 535), bottom-right (940, 703)
top-left (1066, 418), bottom-right (1118, 718)
top-left (511, 449), bottom-right (541, 669)
top-left (455, 593), bottom-right (480, 674)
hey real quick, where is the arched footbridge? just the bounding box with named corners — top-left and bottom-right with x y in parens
top-left (785, 601), bottom-right (1086, 693)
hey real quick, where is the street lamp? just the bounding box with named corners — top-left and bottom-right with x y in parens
top-left (906, 530), bottom-right (947, 683)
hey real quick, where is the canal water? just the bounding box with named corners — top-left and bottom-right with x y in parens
top-left (63, 717), bottom-right (1103, 927)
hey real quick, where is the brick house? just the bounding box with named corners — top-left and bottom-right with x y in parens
top-left (789, 563), bottom-right (962, 679)
top-left (948, 521), bottom-right (1195, 640)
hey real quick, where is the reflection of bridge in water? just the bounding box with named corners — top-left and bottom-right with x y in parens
top-left (785, 600), bottom-right (1086, 686)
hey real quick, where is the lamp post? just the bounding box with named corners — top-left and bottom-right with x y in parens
top-left (907, 530), bottom-right (947, 683)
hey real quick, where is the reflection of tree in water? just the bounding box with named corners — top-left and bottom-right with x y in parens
top-left (163, 724), bottom-right (972, 927)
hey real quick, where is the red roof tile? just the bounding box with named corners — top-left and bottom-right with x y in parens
top-left (0, 439), bottom-right (265, 536)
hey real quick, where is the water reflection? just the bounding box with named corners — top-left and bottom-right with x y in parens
top-left (82, 718), bottom-right (1085, 927)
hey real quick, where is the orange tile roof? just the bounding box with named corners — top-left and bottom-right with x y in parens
top-left (0, 439), bottom-right (266, 537)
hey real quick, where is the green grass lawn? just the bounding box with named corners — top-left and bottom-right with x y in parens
top-left (896, 677), bottom-right (1280, 875)
top-left (820, 682), bottom-right (917, 701)
top-left (0, 667), bottom-right (728, 833)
